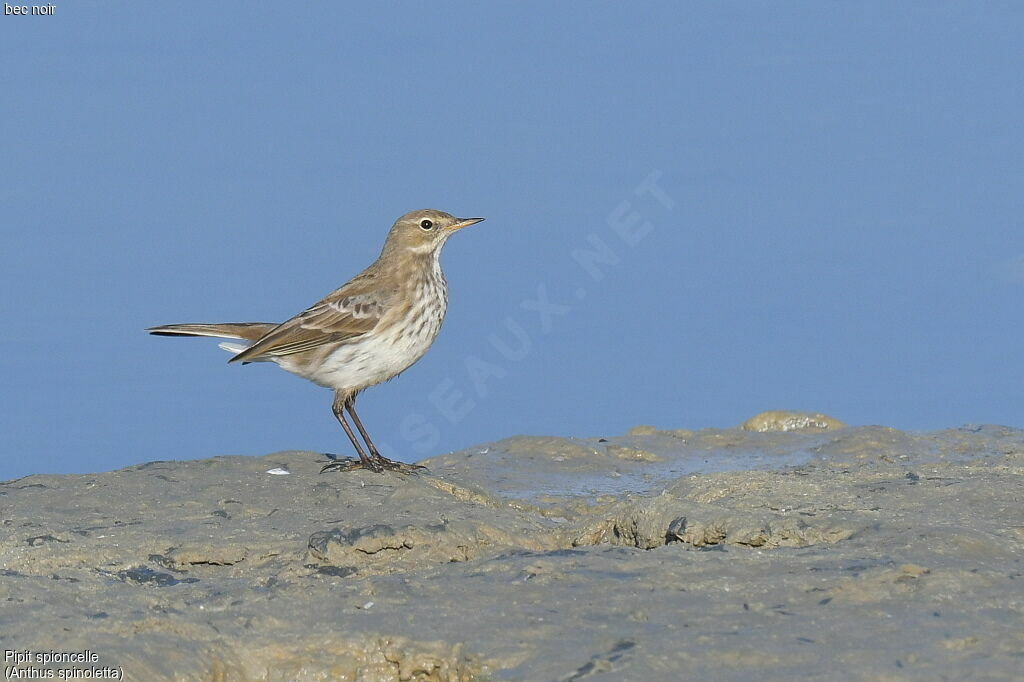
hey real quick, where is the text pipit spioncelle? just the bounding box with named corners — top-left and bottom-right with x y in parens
top-left (149, 209), bottom-right (484, 474)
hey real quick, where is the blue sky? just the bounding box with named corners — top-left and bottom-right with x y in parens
top-left (2, 3), bottom-right (1021, 479)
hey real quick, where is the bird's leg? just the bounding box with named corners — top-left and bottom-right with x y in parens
top-left (346, 395), bottom-right (426, 473)
top-left (321, 391), bottom-right (383, 473)
top-left (345, 395), bottom-right (383, 459)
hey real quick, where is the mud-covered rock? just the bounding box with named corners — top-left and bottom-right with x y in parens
top-left (2, 418), bottom-right (1023, 680)
top-left (740, 409), bottom-right (846, 432)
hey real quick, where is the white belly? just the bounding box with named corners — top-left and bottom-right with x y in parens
top-left (293, 299), bottom-right (446, 391)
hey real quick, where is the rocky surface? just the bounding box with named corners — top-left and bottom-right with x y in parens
top-left (1, 412), bottom-right (1022, 681)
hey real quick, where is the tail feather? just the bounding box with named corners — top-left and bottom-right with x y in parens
top-left (147, 322), bottom-right (278, 341)
top-left (217, 341), bottom-right (250, 356)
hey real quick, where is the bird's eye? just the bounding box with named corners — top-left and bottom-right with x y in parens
top-left (419, 219), bottom-right (434, 230)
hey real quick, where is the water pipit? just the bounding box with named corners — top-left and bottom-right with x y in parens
top-left (149, 209), bottom-right (484, 473)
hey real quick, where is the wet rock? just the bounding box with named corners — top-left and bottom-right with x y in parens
top-left (307, 516), bottom-right (561, 576)
top-left (2, 423), bottom-right (1022, 680)
top-left (605, 445), bottom-right (663, 462)
top-left (117, 566), bottom-right (198, 587)
top-left (741, 410), bottom-right (846, 432)
top-left (166, 543), bottom-right (248, 568)
top-left (569, 493), bottom-right (855, 550)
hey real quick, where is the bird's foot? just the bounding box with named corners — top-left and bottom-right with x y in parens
top-left (319, 453), bottom-right (426, 475)
top-left (319, 456), bottom-right (376, 474)
top-left (370, 454), bottom-right (428, 475)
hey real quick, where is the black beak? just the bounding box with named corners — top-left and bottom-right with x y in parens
top-left (452, 217), bottom-right (485, 230)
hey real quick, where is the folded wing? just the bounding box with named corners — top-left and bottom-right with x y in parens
top-left (228, 289), bottom-right (390, 364)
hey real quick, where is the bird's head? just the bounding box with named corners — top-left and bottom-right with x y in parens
top-left (382, 209), bottom-right (485, 256)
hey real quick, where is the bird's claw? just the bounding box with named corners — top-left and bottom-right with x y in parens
top-left (372, 456), bottom-right (428, 474)
top-left (319, 454), bottom-right (426, 475)
top-left (319, 457), bottom-right (369, 474)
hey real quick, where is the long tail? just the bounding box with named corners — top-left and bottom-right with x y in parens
top-left (147, 322), bottom-right (277, 340)
top-left (147, 322), bottom-right (278, 358)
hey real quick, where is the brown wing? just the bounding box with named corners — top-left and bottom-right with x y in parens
top-left (228, 284), bottom-right (391, 364)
